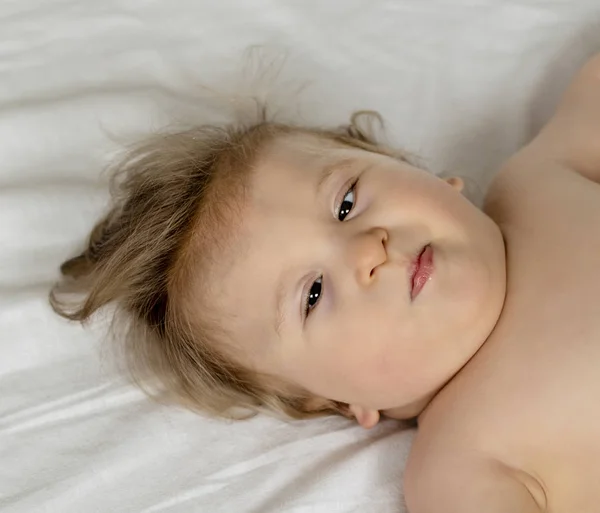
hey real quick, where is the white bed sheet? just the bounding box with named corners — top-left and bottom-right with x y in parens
top-left (2, 1), bottom-right (600, 512)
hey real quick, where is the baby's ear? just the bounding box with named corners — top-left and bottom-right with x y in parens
top-left (444, 176), bottom-right (464, 192)
top-left (348, 404), bottom-right (380, 429)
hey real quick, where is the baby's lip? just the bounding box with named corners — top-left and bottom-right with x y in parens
top-left (409, 244), bottom-right (434, 300)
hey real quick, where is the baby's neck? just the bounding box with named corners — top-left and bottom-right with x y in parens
top-left (416, 320), bottom-right (508, 427)
top-left (383, 390), bottom-right (438, 421)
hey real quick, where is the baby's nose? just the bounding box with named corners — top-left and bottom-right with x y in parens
top-left (350, 227), bottom-right (388, 286)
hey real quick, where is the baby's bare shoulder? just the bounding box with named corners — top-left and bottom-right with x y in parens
top-left (484, 148), bottom-right (586, 232)
top-left (404, 425), bottom-right (544, 513)
top-left (490, 52), bottom-right (600, 198)
top-left (485, 52), bottom-right (600, 223)
top-left (535, 52), bottom-right (600, 183)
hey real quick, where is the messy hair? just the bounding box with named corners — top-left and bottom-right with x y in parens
top-left (50, 110), bottom-right (407, 420)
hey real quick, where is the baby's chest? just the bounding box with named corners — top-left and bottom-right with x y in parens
top-left (481, 169), bottom-right (600, 510)
top-left (477, 326), bottom-right (600, 513)
top-left (503, 167), bottom-right (600, 380)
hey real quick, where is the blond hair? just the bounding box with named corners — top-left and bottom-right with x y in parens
top-left (50, 111), bottom-right (405, 419)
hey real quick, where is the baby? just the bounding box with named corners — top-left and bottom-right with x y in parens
top-left (51, 53), bottom-right (600, 511)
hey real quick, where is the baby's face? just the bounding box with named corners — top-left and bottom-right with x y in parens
top-left (213, 133), bottom-right (506, 417)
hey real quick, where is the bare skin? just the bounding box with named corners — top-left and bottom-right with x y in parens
top-left (405, 54), bottom-right (600, 512)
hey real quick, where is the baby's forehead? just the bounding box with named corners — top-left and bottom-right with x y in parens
top-left (209, 130), bottom-right (364, 251)
top-left (250, 133), bottom-right (363, 199)
top-left (258, 132), bottom-right (359, 171)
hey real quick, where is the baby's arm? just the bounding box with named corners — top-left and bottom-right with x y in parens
top-left (534, 52), bottom-right (600, 182)
top-left (404, 455), bottom-right (542, 513)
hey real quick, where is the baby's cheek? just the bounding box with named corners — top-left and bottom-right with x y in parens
top-left (341, 340), bottom-right (405, 393)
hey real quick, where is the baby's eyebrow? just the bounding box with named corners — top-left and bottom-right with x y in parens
top-left (315, 157), bottom-right (357, 199)
top-left (274, 277), bottom-right (286, 338)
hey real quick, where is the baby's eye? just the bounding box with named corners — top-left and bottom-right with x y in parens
top-left (304, 276), bottom-right (322, 317)
top-left (337, 182), bottom-right (356, 221)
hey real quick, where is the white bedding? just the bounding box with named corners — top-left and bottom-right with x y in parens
top-left (2, 1), bottom-right (600, 512)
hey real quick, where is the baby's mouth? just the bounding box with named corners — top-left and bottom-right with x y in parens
top-left (410, 244), bottom-right (434, 300)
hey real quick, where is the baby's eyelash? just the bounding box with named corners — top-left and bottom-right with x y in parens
top-left (303, 276), bottom-right (323, 318)
top-left (336, 178), bottom-right (359, 221)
